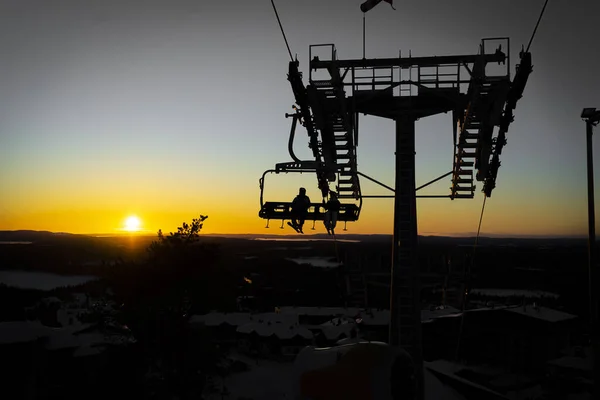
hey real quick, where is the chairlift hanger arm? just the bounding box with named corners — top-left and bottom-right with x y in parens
top-left (288, 61), bottom-right (321, 163)
top-left (310, 51), bottom-right (506, 72)
top-left (285, 112), bottom-right (301, 162)
top-left (483, 51), bottom-right (532, 197)
top-left (288, 61), bottom-right (333, 196)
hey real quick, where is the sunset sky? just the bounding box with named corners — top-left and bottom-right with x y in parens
top-left (0, 0), bottom-right (599, 237)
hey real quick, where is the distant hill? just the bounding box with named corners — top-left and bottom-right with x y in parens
top-left (0, 230), bottom-right (587, 247)
top-left (203, 233), bottom-right (587, 247)
top-left (0, 230), bottom-right (79, 242)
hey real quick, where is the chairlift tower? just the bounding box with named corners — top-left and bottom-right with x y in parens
top-left (259, 38), bottom-right (532, 399)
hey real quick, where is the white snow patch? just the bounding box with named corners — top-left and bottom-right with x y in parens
top-left (277, 306), bottom-right (364, 317)
top-left (505, 305), bottom-right (577, 323)
top-left (426, 360), bottom-right (507, 398)
top-left (204, 352), bottom-right (296, 400)
top-left (470, 288), bottom-right (559, 300)
top-left (73, 345), bottom-right (106, 357)
top-left (0, 321), bottom-right (52, 344)
top-left (237, 322), bottom-right (313, 340)
top-left (548, 355), bottom-right (593, 372)
top-left (286, 256), bottom-right (341, 268)
top-left (190, 312), bottom-right (253, 327)
top-left (424, 367), bottom-right (466, 400)
top-left (0, 270), bottom-right (98, 291)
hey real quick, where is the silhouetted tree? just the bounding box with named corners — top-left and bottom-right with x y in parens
top-left (107, 215), bottom-right (235, 399)
top-left (147, 215), bottom-right (208, 257)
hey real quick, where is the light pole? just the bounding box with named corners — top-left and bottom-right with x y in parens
top-left (581, 107), bottom-right (600, 399)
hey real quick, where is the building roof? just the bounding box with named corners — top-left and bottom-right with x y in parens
top-left (285, 257), bottom-right (342, 268)
top-left (504, 305), bottom-right (577, 323)
top-left (470, 288), bottom-right (559, 300)
top-left (421, 306), bottom-right (462, 322)
top-left (190, 312), bottom-right (254, 327)
top-left (547, 355), bottom-right (593, 372)
top-left (193, 305), bottom-right (500, 330)
top-left (277, 306), bottom-right (364, 317)
top-left (237, 322), bottom-right (313, 340)
top-left (191, 312), bottom-right (299, 327)
top-left (319, 320), bottom-right (356, 340)
top-left (426, 360), bottom-right (509, 400)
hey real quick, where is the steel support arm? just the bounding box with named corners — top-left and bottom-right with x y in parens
top-left (310, 51), bottom-right (505, 70)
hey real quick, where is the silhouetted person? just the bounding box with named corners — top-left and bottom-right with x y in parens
top-left (323, 191), bottom-right (341, 235)
top-left (290, 187), bottom-right (311, 233)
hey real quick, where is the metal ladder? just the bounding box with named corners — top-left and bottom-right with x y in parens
top-left (310, 70), bottom-right (361, 200)
top-left (451, 72), bottom-right (491, 199)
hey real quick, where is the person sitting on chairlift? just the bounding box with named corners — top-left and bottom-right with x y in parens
top-left (290, 187), bottom-right (311, 233)
top-left (323, 191), bottom-right (341, 235)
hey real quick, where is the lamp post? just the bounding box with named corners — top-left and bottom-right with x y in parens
top-left (581, 107), bottom-right (600, 399)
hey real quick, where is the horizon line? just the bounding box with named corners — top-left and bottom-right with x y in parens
top-left (0, 229), bottom-right (589, 240)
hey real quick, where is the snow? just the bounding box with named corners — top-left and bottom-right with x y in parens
top-left (469, 288), bottom-right (559, 300)
top-left (423, 367), bottom-right (466, 400)
top-left (46, 325), bottom-right (115, 351)
top-left (0, 270), bottom-right (98, 291)
top-left (547, 355), bottom-right (593, 372)
top-left (237, 322), bottom-right (313, 340)
top-left (202, 346), bottom-right (468, 400)
top-left (336, 337), bottom-right (368, 345)
top-left (359, 309), bottom-right (391, 326)
top-left (194, 306), bottom-right (483, 332)
top-left (73, 345), bottom-right (105, 357)
top-left (421, 306), bottom-right (461, 322)
top-left (45, 330), bottom-right (81, 350)
top-left (505, 305), bottom-right (577, 323)
top-left (57, 308), bottom-right (89, 327)
top-left (191, 312), bottom-right (299, 327)
top-left (567, 393), bottom-right (593, 400)
top-left (506, 385), bottom-right (544, 400)
top-left (204, 352), bottom-right (297, 400)
top-left (320, 316), bottom-right (354, 326)
top-left (426, 360), bottom-right (508, 398)
top-left (489, 373), bottom-right (533, 388)
top-left (71, 293), bottom-right (89, 306)
top-left (0, 321), bottom-right (51, 344)
top-left (253, 312), bottom-right (299, 325)
top-left (278, 306), bottom-right (363, 317)
top-left (190, 312), bottom-right (253, 327)
top-left (319, 322), bottom-right (356, 341)
top-left (286, 256), bottom-right (341, 268)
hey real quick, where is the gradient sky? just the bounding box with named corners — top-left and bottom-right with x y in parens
top-left (0, 0), bottom-right (599, 237)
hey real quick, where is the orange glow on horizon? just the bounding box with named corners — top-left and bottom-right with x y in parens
top-left (0, 195), bottom-right (590, 238)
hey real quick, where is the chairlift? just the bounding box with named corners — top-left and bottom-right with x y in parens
top-left (258, 168), bottom-right (362, 229)
top-left (258, 59), bottom-right (363, 230)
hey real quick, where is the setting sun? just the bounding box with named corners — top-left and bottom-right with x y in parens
top-left (124, 215), bottom-right (141, 232)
